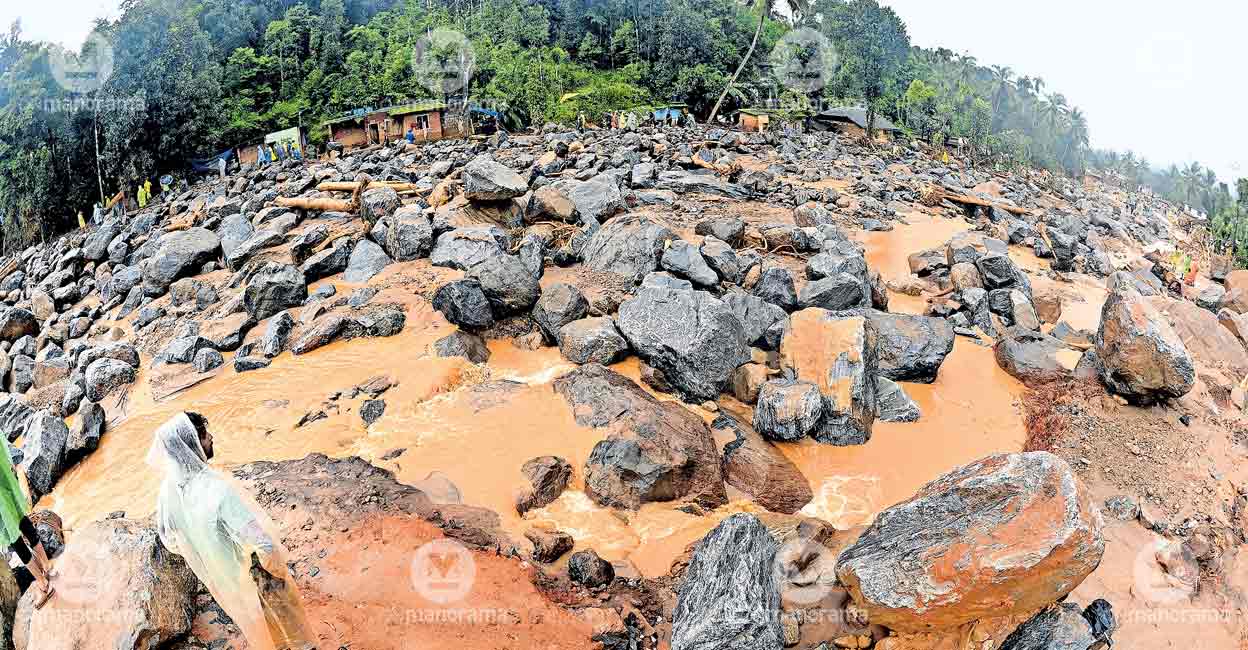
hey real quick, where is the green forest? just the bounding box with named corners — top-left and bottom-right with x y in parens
top-left (0, 0), bottom-right (1240, 254)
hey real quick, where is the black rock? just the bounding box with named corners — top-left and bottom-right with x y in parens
top-left (434, 330), bottom-right (490, 364)
top-left (670, 514), bottom-right (783, 650)
top-left (432, 280), bottom-right (495, 331)
top-left (466, 254), bottom-right (541, 317)
top-left (558, 317), bottom-right (629, 365)
top-left (751, 265), bottom-right (798, 311)
top-left (567, 549), bottom-right (615, 588)
top-left (361, 399), bottom-right (386, 425)
top-left (533, 283), bottom-right (589, 343)
top-left (243, 263), bottom-right (308, 321)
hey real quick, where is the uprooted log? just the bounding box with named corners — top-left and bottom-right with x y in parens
top-left (0, 257), bottom-right (17, 280)
top-left (315, 181), bottom-right (423, 193)
top-left (921, 184), bottom-right (1031, 216)
top-left (274, 197), bottom-right (356, 212)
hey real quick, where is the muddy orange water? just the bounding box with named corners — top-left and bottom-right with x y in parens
top-left (48, 234), bottom-right (1030, 579)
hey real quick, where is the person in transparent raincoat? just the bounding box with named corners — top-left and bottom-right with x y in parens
top-left (148, 412), bottom-right (317, 650)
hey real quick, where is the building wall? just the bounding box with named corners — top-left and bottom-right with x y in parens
top-left (331, 123), bottom-right (368, 148)
top-left (399, 111), bottom-right (446, 142)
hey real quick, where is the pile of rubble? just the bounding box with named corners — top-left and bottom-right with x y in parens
top-left (0, 118), bottom-right (1235, 650)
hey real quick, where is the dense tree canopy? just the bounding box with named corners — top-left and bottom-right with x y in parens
top-left (0, 0), bottom-right (1235, 252)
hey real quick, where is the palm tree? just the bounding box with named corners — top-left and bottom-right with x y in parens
top-left (989, 65), bottom-right (1013, 116)
top-left (707, 0), bottom-right (811, 124)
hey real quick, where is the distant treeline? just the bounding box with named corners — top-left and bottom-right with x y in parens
top-left (0, 0), bottom-right (1233, 251)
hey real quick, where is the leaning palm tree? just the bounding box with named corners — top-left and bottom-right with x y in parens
top-left (707, 0), bottom-right (811, 125)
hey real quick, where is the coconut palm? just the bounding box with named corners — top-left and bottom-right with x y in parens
top-left (707, 0), bottom-right (811, 124)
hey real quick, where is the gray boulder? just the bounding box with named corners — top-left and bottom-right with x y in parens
top-left (142, 228), bottom-right (221, 296)
top-left (616, 287), bottom-right (750, 402)
top-left (722, 290), bottom-right (786, 349)
top-left (430, 226), bottom-right (510, 270)
top-left (463, 157), bottom-right (528, 200)
top-left (243, 264), bottom-right (307, 321)
top-left (799, 273), bottom-right (867, 311)
top-left (82, 225), bottom-right (121, 261)
top-left (432, 280), bottom-right (495, 331)
top-left (384, 206), bottom-right (434, 261)
top-left (751, 265), bottom-right (798, 311)
top-left (581, 215), bottom-right (677, 284)
top-left (434, 331), bottom-right (490, 364)
top-left (661, 239), bottom-right (719, 288)
top-left (300, 238), bottom-right (354, 281)
top-left (65, 401), bottom-right (105, 465)
top-left (19, 412), bottom-right (68, 500)
top-left (863, 310), bottom-right (955, 383)
top-left (779, 309), bottom-right (878, 445)
top-left (343, 239), bottom-right (392, 283)
top-left (558, 317), bottom-right (629, 365)
top-left (360, 187), bottom-right (400, 225)
top-left (84, 358), bottom-right (136, 402)
top-left (217, 213), bottom-right (254, 259)
top-left (753, 379), bottom-right (824, 441)
top-left (533, 283), bottom-right (589, 343)
top-left (670, 514), bottom-right (783, 650)
top-left (466, 254), bottom-right (541, 317)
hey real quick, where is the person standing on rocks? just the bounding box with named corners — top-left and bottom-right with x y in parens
top-left (0, 442), bottom-right (54, 608)
top-left (149, 413), bottom-right (318, 650)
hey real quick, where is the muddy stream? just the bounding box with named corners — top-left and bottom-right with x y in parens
top-left (45, 217), bottom-right (1065, 580)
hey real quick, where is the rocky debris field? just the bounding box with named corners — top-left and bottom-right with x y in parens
top-left (0, 120), bottom-right (1244, 650)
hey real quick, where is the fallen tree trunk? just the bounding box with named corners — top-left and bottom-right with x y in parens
top-left (275, 197), bottom-right (356, 212)
top-left (922, 184), bottom-right (1031, 216)
top-left (315, 181), bottom-right (422, 193)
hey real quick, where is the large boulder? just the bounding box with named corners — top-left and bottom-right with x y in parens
top-left (863, 311), bottom-right (955, 383)
top-left (836, 452), bottom-right (1104, 632)
top-left (65, 401), bottom-right (105, 466)
top-left (217, 212), bottom-right (254, 259)
top-left (753, 379), bottom-right (824, 442)
top-left (243, 263), bottom-right (307, 321)
top-left (994, 327), bottom-right (1077, 386)
top-left (82, 224), bottom-right (121, 261)
top-left (558, 317), bottom-right (629, 365)
top-left (384, 206), bottom-right (434, 261)
top-left (565, 175), bottom-right (626, 225)
top-left (553, 364), bottom-right (727, 510)
top-left (466, 254), bottom-right (541, 317)
top-left (532, 283), bottom-right (589, 342)
top-left (581, 215), bottom-right (677, 284)
top-left (779, 309), bottom-right (878, 445)
top-left (0, 309), bottom-right (37, 342)
top-left (714, 415), bottom-right (812, 514)
top-left (18, 412), bottom-right (68, 501)
top-left (430, 226), bottom-right (511, 271)
top-left (360, 186), bottom-right (400, 225)
top-left (463, 156), bottom-right (528, 200)
top-left (300, 238), bottom-right (354, 281)
top-left (142, 228), bottom-right (221, 296)
top-left (14, 518), bottom-right (199, 650)
top-left (616, 287), bottom-right (750, 402)
top-left (722, 291), bottom-right (786, 349)
top-left (432, 279), bottom-right (495, 331)
top-left (1096, 281), bottom-right (1195, 403)
top-left (343, 239), bottom-right (393, 283)
top-left (661, 239), bottom-right (719, 288)
top-left (670, 514), bottom-right (783, 650)
top-left (84, 358), bottom-right (136, 402)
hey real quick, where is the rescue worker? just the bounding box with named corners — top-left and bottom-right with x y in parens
top-left (0, 442), bottom-right (54, 608)
top-left (149, 413), bottom-right (317, 650)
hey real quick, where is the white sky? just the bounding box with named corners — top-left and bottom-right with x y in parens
top-left (0, 1), bottom-right (121, 49)
top-left (882, 0), bottom-right (1247, 187)
top-left (5, 1), bottom-right (1245, 186)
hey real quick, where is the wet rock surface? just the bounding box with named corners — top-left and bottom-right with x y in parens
top-left (837, 452), bottom-right (1104, 632)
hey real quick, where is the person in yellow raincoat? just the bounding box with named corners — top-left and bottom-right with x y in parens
top-left (148, 413), bottom-right (318, 650)
top-left (137, 182), bottom-right (148, 209)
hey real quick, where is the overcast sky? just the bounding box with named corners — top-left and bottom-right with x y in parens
top-left (882, 0), bottom-right (1246, 186)
top-left (5, 1), bottom-right (1245, 185)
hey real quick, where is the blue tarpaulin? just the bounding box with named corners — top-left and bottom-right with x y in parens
top-left (189, 148), bottom-right (234, 173)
